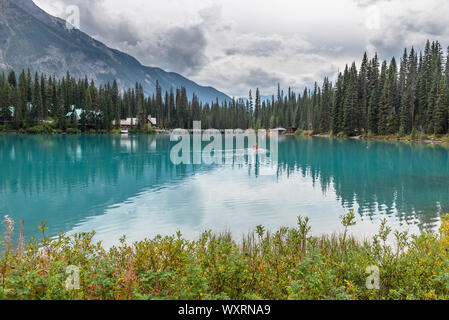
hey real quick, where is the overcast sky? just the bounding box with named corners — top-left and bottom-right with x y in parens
top-left (34, 0), bottom-right (449, 98)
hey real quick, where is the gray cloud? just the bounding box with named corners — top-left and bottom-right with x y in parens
top-left (38, 0), bottom-right (209, 75)
top-left (152, 26), bottom-right (208, 74)
top-left (226, 38), bottom-right (283, 57)
top-left (364, 1), bottom-right (449, 60)
top-left (244, 68), bottom-right (283, 88)
top-left (354, 0), bottom-right (392, 8)
top-left (56, 0), bottom-right (141, 46)
top-left (401, 16), bottom-right (448, 37)
top-left (34, 0), bottom-right (449, 97)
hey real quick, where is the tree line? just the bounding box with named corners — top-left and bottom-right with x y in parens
top-left (1, 40), bottom-right (448, 135)
top-left (0, 68), bottom-right (254, 131)
top-left (318, 40), bottom-right (449, 136)
top-left (249, 39), bottom-right (449, 137)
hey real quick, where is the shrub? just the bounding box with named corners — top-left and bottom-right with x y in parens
top-left (129, 126), bottom-right (157, 134)
top-left (147, 126), bottom-right (157, 134)
top-left (418, 132), bottom-right (429, 141)
top-left (66, 128), bottom-right (81, 134)
top-left (48, 120), bottom-right (59, 129)
top-left (25, 124), bottom-right (54, 134)
top-left (302, 130), bottom-right (313, 136)
top-left (2, 214), bottom-right (449, 300)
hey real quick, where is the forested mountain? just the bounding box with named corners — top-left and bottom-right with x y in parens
top-left (0, 41), bottom-right (448, 136)
top-left (0, 0), bottom-right (230, 103)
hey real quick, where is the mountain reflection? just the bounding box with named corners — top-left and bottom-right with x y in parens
top-left (0, 135), bottom-right (448, 240)
top-left (273, 137), bottom-right (449, 230)
top-left (0, 134), bottom-right (205, 240)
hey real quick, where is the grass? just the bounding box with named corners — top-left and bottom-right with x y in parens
top-left (2, 212), bottom-right (449, 300)
top-left (363, 131), bottom-right (449, 143)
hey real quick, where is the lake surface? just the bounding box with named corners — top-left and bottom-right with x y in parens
top-left (1, 134), bottom-right (448, 246)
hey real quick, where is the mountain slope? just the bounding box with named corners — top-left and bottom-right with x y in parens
top-left (0, 0), bottom-right (231, 103)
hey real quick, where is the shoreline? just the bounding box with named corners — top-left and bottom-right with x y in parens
top-left (294, 132), bottom-right (449, 146)
top-left (2, 129), bottom-right (449, 146)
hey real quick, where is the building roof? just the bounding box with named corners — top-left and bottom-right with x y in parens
top-left (66, 108), bottom-right (84, 120)
top-left (0, 106), bottom-right (15, 116)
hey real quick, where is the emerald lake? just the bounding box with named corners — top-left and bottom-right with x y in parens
top-left (1, 134), bottom-right (448, 246)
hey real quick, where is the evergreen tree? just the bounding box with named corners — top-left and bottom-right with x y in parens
top-left (446, 46), bottom-right (449, 87)
top-left (32, 72), bottom-right (43, 121)
top-left (434, 76), bottom-right (449, 134)
top-left (332, 73), bottom-right (344, 134)
top-left (343, 63), bottom-right (359, 135)
top-left (7, 71), bottom-right (16, 87)
top-left (400, 48), bottom-right (417, 135)
top-left (367, 54), bottom-right (380, 134)
top-left (378, 58), bottom-right (398, 135)
top-left (0, 82), bottom-right (12, 124)
top-left (112, 80), bottom-right (120, 128)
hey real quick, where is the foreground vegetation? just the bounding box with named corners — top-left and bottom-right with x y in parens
top-left (2, 212), bottom-right (449, 300)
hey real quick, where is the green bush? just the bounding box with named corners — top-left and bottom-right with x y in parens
top-left (129, 126), bottom-right (157, 134)
top-left (2, 213), bottom-right (449, 300)
top-left (418, 132), bottom-right (429, 141)
top-left (66, 128), bottom-right (81, 134)
top-left (25, 124), bottom-right (54, 134)
top-left (147, 126), bottom-right (157, 134)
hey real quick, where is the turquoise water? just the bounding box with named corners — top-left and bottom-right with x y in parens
top-left (0, 134), bottom-right (448, 246)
